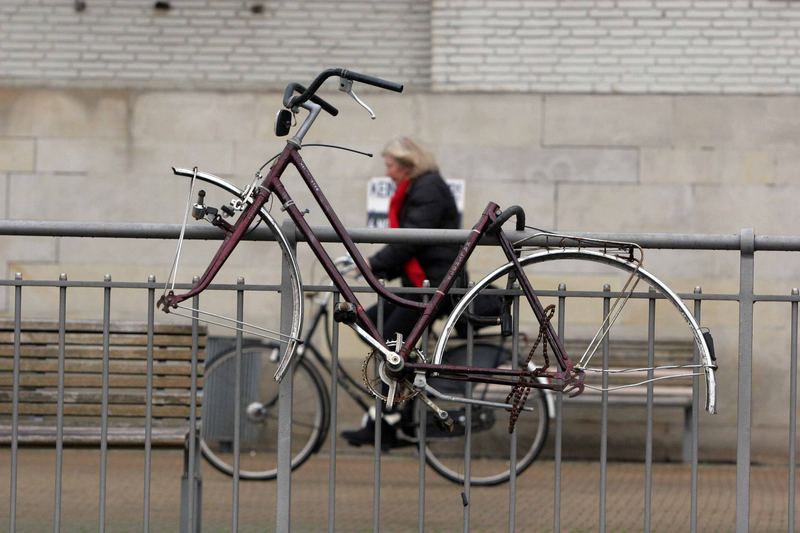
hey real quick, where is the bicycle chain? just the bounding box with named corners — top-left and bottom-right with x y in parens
top-left (505, 304), bottom-right (556, 433)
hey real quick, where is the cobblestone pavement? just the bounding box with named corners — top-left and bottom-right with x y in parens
top-left (0, 447), bottom-right (796, 532)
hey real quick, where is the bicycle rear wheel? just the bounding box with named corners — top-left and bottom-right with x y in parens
top-left (423, 342), bottom-right (549, 486)
top-left (200, 342), bottom-right (329, 480)
top-left (434, 248), bottom-right (717, 414)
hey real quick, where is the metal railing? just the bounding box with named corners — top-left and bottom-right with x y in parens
top-left (1, 220), bottom-right (799, 532)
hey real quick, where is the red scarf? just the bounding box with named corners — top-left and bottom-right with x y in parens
top-left (388, 179), bottom-right (427, 288)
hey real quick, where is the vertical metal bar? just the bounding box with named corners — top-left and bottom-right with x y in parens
top-left (508, 290), bottom-right (520, 533)
top-left (9, 273), bottom-right (22, 533)
top-left (463, 292), bottom-right (474, 533)
top-left (420, 281), bottom-right (430, 533)
top-left (276, 222), bottom-right (297, 533)
top-left (187, 282), bottom-right (201, 533)
top-left (599, 284), bottom-right (610, 533)
top-left (99, 274), bottom-right (112, 533)
top-left (417, 401), bottom-right (426, 533)
top-left (373, 286), bottom-right (384, 533)
top-left (144, 275), bottom-right (156, 533)
top-left (554, 283), bottom-right (566, 533)
top-left (232, 278), bottom-right (245, 532)
top-left (54, 273), bottom-right (67, 533)
top-left (788, 288), bottom-right (798, 533)
top-left (691, 287), bottom-right (702, 533)
top-left (736, 228), bottom-right (755, 533)
top-left (644, 287), bottom-right (656, 533)
top-left (329, 291), bottom-right (340, 533)
top-left (417, 395), bottom-right (426, 533)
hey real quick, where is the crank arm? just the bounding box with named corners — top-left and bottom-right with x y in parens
top-left (416, 390), bottom-right (452, 430)
top-left (378, 362), bottom-right (398, 409)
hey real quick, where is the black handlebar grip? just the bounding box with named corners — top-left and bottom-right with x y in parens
top-left (342, 69), bottom-right (404, 93)
top-left (283, 82), bottom-right (339, 116)
top-left (281, 68), bottom-right (402, 117)
top-left (486, 205), bottom-right (526, 235)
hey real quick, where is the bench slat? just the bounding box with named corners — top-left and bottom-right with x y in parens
top-left (0, 320), bottom-right (197, 335)
top-left (0, 403), bottom-right (197, 417)
top-left (0, 346), bottom-right (199, 360)
top-left (0, 332), bottom-right (205, 347)
top-left (0, 389), bottom-right (199, 406)
top-left (0, 425), bottom-right (189, 445)
top-left (0, 375), bottom-right (203, 388)
top-left (0, 358), bottom-right (204, 376)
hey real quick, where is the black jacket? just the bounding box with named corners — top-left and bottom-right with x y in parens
top-left (369, 171), bottom-right (460, 287)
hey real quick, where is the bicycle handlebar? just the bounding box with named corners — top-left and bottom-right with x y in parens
top-left (282, 67), bottom-right (404, 116)
top-left (486, 205), bottom-right (526, 235)
top-left (282, 82), bottom-right (340, 116)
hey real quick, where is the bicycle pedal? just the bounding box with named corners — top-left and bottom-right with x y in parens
top-left (333, 302), bottom-right (357, 324)
top-left (434, 415), bottom-right (455, 434)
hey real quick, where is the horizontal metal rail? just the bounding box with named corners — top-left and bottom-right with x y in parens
top-left (2, 220), bottom-right (800, 251)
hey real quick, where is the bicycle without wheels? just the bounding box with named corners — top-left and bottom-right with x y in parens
top-left (199, 257), bottom-right (550, 485)
top-left (158, 67), bottom-right (718, 484)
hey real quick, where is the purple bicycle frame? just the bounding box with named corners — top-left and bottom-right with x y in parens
top-left (160, 141), bottom-right (578, 388)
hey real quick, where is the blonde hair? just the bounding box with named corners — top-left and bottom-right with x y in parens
top-left (381, 137), bottom-right (438, 179)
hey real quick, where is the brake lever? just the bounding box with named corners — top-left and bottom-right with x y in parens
top-left (339, 79), bottom-right (376, 120)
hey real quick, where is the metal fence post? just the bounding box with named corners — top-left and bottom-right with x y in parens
top-left (99, 274), bottom-right (112, 533)
top-left (9, 273), bottom-right (22, 533)
top-left (554, 282), bottom-right (566, 533)
top-left (232, 277), bottom-right (245, 532)
top-left (54, 273), bottom-right (67, 533)
top-left (736, 228), bottom-right (755, 533)
top-left (180, 281), bottom-right (203, 533)
top-left (277, 220), bottom-right (297, 533)
top-left (420, 280), bottom-right (431, 533)
top-left (144, 275), bottom-right (156, 533)
top-left (788, 287), bottom-right (798, 533)
top-left (644, 287), bottom-right (656, 533)
top-left (691, 287), bottom-right (702, 533)
top-left (599, 284), bottom-right (610, 533)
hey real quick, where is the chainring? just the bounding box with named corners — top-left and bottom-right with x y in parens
top-left (361, 343), bottom-right (426, 404)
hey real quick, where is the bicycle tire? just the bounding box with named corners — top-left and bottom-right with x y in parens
top-left (422, 341), bottom-right (549, 486)
top-left (200, 341), bottom-right (330, 480)
top-left (433, 248), bottom-right (717, 414)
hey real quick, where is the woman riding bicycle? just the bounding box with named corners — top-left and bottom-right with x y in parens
top-left (341, 136), bottom-right (463, 449)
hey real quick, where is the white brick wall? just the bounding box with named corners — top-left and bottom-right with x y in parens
top-left (3, 1), bottom-right (800, 93)
top-left (431, 0), bottom-right (800, 94)
top-left (0, 0), bottom-right (431, 89)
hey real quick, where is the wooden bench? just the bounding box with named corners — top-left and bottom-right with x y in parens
top-left (562, 338), bottom-right (696, 462)
top-left (0, 320), bottom-right (206, 446)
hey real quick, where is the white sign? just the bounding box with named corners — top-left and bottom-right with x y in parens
top-left (366, 177), bottom-right (465, 228)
